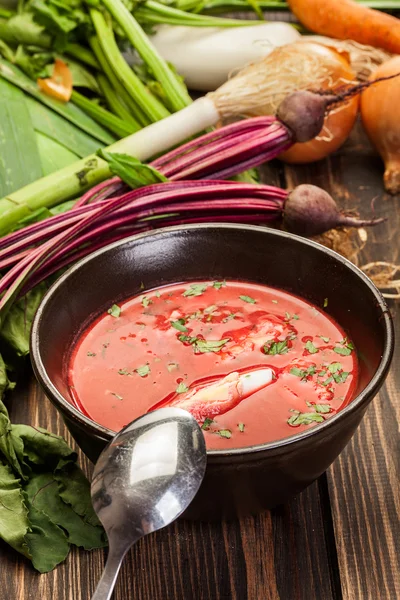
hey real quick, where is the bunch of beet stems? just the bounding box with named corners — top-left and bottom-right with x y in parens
top-left (0, 112), bottom-right (384, 325)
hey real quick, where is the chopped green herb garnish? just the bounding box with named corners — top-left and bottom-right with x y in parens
top-left (290, 365), bottom-right (316, 380)
top-left (284, 312), bottom-right (299, 321)
top-left (287, 410), bottom-right (325, 426)
top-left (204, 305), bottom-right (218, 314)
top-left (332, 371), bottom-right (350, 384)
top-left (347, 341), bottom-right (354, 350)
top-left (135, 364), bottom-right (151, 377)
top-left (239, 295), bottom-right (256, 304)
top-left (118, 369), bottom-right (131, 376)
top-left (334, 346), bottom-right (352, 356)
top-left (111, 392), bottom-right (123, 401)
top-left (222, 313), bottom-right (236, 323)
top-left (155, 291), bottom-right (161, 298)
top-left (171, 319), bottom-right (188, 332)
top-left (141, 296), bottom-right (152, 308)
top-left (319, 336), bottom-right (330, 343)
top-left (201, 418), bottom-right (214, 430)
top-left (323, 298), bottom-right (328, 308)
top-left (194, 338), bottom-right (230, 354)
top-left (176, 382), bottom-right (189, 394)
top-left (86, 351), bottom-right (96, 357)
top-left (318, 370), bottom-right (327, 377)
top-left (263, 339), bottom-right (289, 355)
top-left (305, 340), bottom-right (318, 354)
top-left (328, 362), bottom-right (342, 373)
top-left (321, 376), bottom-right (334, 387)
top-left (178, 334), bottom-right (198, 345)
top-left (238, 423), bottom-right (245, 433)
top-left (183, 283), bottom-right (208, 297)
top-left (217, 429), bottom-right (232, 439)
top-left (167, 362), bottom-right (178, 372)
top-left (140, 282), bottom-right (145, 290)
top-left (307, 402), bottom-right (331, 414)
top-left (272, 299), bottom-right (278, 304)
top-left (213, 281), bottom-right (226, 290)
top-left (108, 304), bottom-right (121, 318)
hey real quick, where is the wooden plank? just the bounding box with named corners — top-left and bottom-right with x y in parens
top-left (283, 121), bottom-right (400, 600)
top-left (0, 375), bottom-right (338, 599)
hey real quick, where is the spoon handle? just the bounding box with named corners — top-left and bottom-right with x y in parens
top-left (91, 542), bottom-right (128, 600)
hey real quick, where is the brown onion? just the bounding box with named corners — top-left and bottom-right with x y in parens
top-left (361, 56), bottom-right (400, 195)
top-left (278, 43), bottom-right (359, 164)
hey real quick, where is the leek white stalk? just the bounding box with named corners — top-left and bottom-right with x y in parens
top-left (150, 23), bottom-right (301, 91)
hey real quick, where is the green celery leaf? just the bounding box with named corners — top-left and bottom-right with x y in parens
top-left (98, 150), bottom-right (168, 189)
top-left (24, 472), bottom-right (106, 550)
top-left (59, 56), bottom-right (100, 92)
top-left (0, 463), bottom-right (31, 558)
top-left (0, 57), bottom-right (115, 144)
top-left (0, 13), bottom-right (52, 48)
top-left (14, 45), bottom-right (53, 79)
top-left (24, 501), bottom-right (70, 573)
top-left (0, 77), bottom-right (42, 196)
top-left (36, 130), bottom-right (80, 175)
top-left (0, 283), bottom-right (48, 357)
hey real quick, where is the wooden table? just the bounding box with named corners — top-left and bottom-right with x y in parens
top-left (1, 123), bottom-right (399, 600)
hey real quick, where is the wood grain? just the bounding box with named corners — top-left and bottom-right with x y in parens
top-left (284, 121), bottom-right (400, 600)
top-left (0, 94), bottom-right (399, 600)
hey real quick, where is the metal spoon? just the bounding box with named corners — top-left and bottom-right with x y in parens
top-left (91, 407), bottom-right (207, 600)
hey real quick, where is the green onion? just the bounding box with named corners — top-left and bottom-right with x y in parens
top-left (101, 0), bottom-right (191, 112)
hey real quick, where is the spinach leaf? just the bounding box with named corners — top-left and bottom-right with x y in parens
top-left (0, 283), bottom-right (47, 357)
top-left (0, 463), bottom-right (31, 558)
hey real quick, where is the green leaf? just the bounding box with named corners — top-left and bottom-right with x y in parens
top-left (238, 422), bottom-right (245, 432)
top-left (287, 411), bottom-right (325, 426)
top-left (305, 340), bottom-right (318, 354)
top-left (239, 295), bottom-right (256, 304)
top-left (314, 404), bottom-right (331, 414)
top-left (319, 336), bottom-right (330, 343)
top-left (323, 298), bottom-right (328, 308)
top-left (10, 423), bottom-right (76, 471)
top-left (55, 462), bottom-right (101, 527)
top-left (0, 58), bottom-right (115, 144)
top-left (182, 283), bottom-right (207, 297)
top-left (0, 354), bottom-right (15, 400)
top-left (328, 362), bottom-right (342, 373)
top-left (26, 95), bottom-right (102, 158)
top-left (0, 76), bottom-right (42, 196)
top-left (59, 57), bottom-right (99, 92)
top-left (212, 281), bottom-right (226, 290)
top-left (108, 304), bottom-right (121, 318)
top-left (0, 463), bottom-right (30, 558)
top-left (0, 283), bottom-right (47, 357)
top-left (36, 131), bottom-right (80, 176)
top-left (217, 429), bottom-right (232, 439)
top-left (141, 296), bottom-right (152, 308)
top-left (193, 338), bottom-right (230, 354)
top-left (135, 364), bottom-right (150, 377)
top-left (334, 346), bottom-right (352, 356)
top-left (24, 500), bottom-right (70, 573)
top-left (24, 472), bottom-right (105, 551)
top-left (171, 319), bottom-right (187, 332)
top-left (201, 418), bottom-right (214, 430)
top-left (98, 150), bottom-right (168, 189)
top-left (263, 339), bottom-right (289, 355)
top-left (178, 334), bottom-right (198, 345)
top-left (176, 382), bottom-right (189, 393)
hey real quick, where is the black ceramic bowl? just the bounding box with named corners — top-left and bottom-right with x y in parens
top-left (30, 224), bottom-right (394, 520)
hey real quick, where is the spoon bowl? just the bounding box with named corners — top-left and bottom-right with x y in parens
top-left (91, 407), bottom-right (207, 600)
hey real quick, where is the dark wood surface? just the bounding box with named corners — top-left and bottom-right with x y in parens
top-left (0, 127), bottom-right (398, 599)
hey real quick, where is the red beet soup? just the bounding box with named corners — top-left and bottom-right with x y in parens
top-left (68, 281), bottom-right (358, 449)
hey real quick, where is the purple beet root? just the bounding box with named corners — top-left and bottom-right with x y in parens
top-left (283, 184), bottom-right (385, 237)
top-left (276, 91), bottom-right (334, 143)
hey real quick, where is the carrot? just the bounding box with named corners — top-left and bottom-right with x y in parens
top-left (287, 0), bottom-right (400, 55)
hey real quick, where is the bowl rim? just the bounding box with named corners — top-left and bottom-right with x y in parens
top-left (30, 223), bottom-right (394, 457)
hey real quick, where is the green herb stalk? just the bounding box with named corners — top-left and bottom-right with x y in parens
top-left (101, 0), bottom-right (192, 112)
